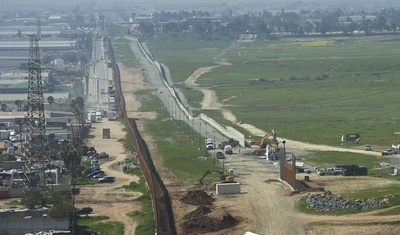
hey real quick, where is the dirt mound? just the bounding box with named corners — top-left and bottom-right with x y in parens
top-left (181, 190), bottom-right (215, 206)
top-left (182, 211), bottom-right (239, 234)
top-left (183, 206), bottom-right (211, 220)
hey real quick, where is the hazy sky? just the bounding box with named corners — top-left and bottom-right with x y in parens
top-left (3, 0), bottom-right (400, 12)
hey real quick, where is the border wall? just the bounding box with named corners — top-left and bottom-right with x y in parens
top-left (280, 151), bottom-right (297, 191)
top-left (107, 38), bottom-right (177, 235)
top-left (137, 40), bottom-right (245, 146)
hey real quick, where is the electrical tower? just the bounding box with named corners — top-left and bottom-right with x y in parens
top-left (25, 32), bottom-right (52, 192)
top-left (27, 34), bottom-right (47, 153)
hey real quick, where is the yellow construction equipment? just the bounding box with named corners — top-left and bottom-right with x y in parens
top-left (199, 169), bottom-right (235, 185)
top-left (250, 129), bottom-right (278, 149)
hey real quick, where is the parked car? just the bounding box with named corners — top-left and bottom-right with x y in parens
top-left (97, 152), bottom-right (109, 159)
top-left (92, 173), bottom-right (106, 179)
top-left (296, 167), bottom-right (312, 174)
top-left (215, 151), bottom-right (225, 159)
top-left (87, 170), bottom-right (104, 178)
top-left (76, 207), bottom-right (93, 215)
top-left (381, 148), bottom-right (395, 156)
top-left (10, 134), bottom-right (23, 142)
top-left (98, 176), bottom-right (116, 183)
top-left (364, 144), bottom-right (372, 151)
top-left (91, 159), bottom-right (98, 166)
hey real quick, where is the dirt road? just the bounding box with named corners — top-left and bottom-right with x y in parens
top-left (76, 120), bottom-right (141, 235)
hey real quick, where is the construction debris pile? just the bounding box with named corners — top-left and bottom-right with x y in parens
top-left (180, 190), bottom-right (239, 234)
top-left (306, 194), bottom-right (383, 212)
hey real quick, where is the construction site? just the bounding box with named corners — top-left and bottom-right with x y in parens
top-left (0, 6), bottom-right (400, 235)
top-left (107, 35), bottom-right (399, 235)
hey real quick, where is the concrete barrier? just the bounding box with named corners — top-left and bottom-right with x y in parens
top-left (216, 183), bottom-right (240, 195)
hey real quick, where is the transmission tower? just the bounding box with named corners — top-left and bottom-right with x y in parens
top-left (27, 34), bottom-right (47, 150)
top-left (26, 33), bottom-right (52, 192)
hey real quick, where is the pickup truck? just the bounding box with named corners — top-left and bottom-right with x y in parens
top-left (317, 167), bottom-right (342, 176)
top-left (381, 148), bottom-right (397, 156)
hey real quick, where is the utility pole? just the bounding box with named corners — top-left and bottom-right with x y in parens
top-left (198, 121), bottom-right (201, 150)
top-left (205, 122), bottom-right (208, 139)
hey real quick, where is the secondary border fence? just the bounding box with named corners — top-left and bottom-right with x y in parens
top-left (107, 37), bottom-right (177, 235)
top-left (137, 39), bottom-right (245, 146)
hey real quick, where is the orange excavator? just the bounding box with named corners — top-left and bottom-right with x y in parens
top-left (250, 129), bottom-right (279, 149)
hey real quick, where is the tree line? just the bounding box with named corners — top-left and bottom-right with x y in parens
top-left (136, 8), bottom-right (400, 38)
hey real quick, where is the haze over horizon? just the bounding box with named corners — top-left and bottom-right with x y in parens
top-left (3, 0), bottom-right (400, 10)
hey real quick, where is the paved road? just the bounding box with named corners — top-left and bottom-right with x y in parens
top-left (86, 33), bottom-right (111, 113)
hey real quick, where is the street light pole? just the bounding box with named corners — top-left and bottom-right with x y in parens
top-left (198, 121), bottom-right (202, 150)
top-left (205, 122), bottom-right (208, 139)
top-left (213, 130), bottom-right (216, 169)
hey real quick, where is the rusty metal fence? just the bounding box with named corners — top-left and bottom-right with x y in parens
top-left (280, 150), bottom-right (297, 191)
top-left (107, 38), bottom-right (176, 235)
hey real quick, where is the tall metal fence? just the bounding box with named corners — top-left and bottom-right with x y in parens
top-left (280, 151), bottom-right (297, 191)
top-left (107, 38), bottom-right (176, 235)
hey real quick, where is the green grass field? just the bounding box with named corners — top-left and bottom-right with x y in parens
top-left (146, 34), bottom-right (400, 147)
top-left (113, 37), bottom-right (137, 67)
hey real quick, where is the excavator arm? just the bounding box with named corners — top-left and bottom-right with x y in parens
top-left (259, 130), bottom-right (273, 148)
top-left (199, 170), bottom-right (225, 185)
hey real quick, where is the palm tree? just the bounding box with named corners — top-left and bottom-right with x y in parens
top-left (47, 96), bottom-right (54, 113)
top-left (70, 96), bottom-right (85, 138)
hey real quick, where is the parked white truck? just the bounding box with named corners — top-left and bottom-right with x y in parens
top-left (205, 138), bottom-right (214, 149)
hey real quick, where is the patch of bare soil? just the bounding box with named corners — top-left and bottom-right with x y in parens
top-left (119, 62), bottom-right (156, 120)
top-left (76, 120), bottom-right (141, 235)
